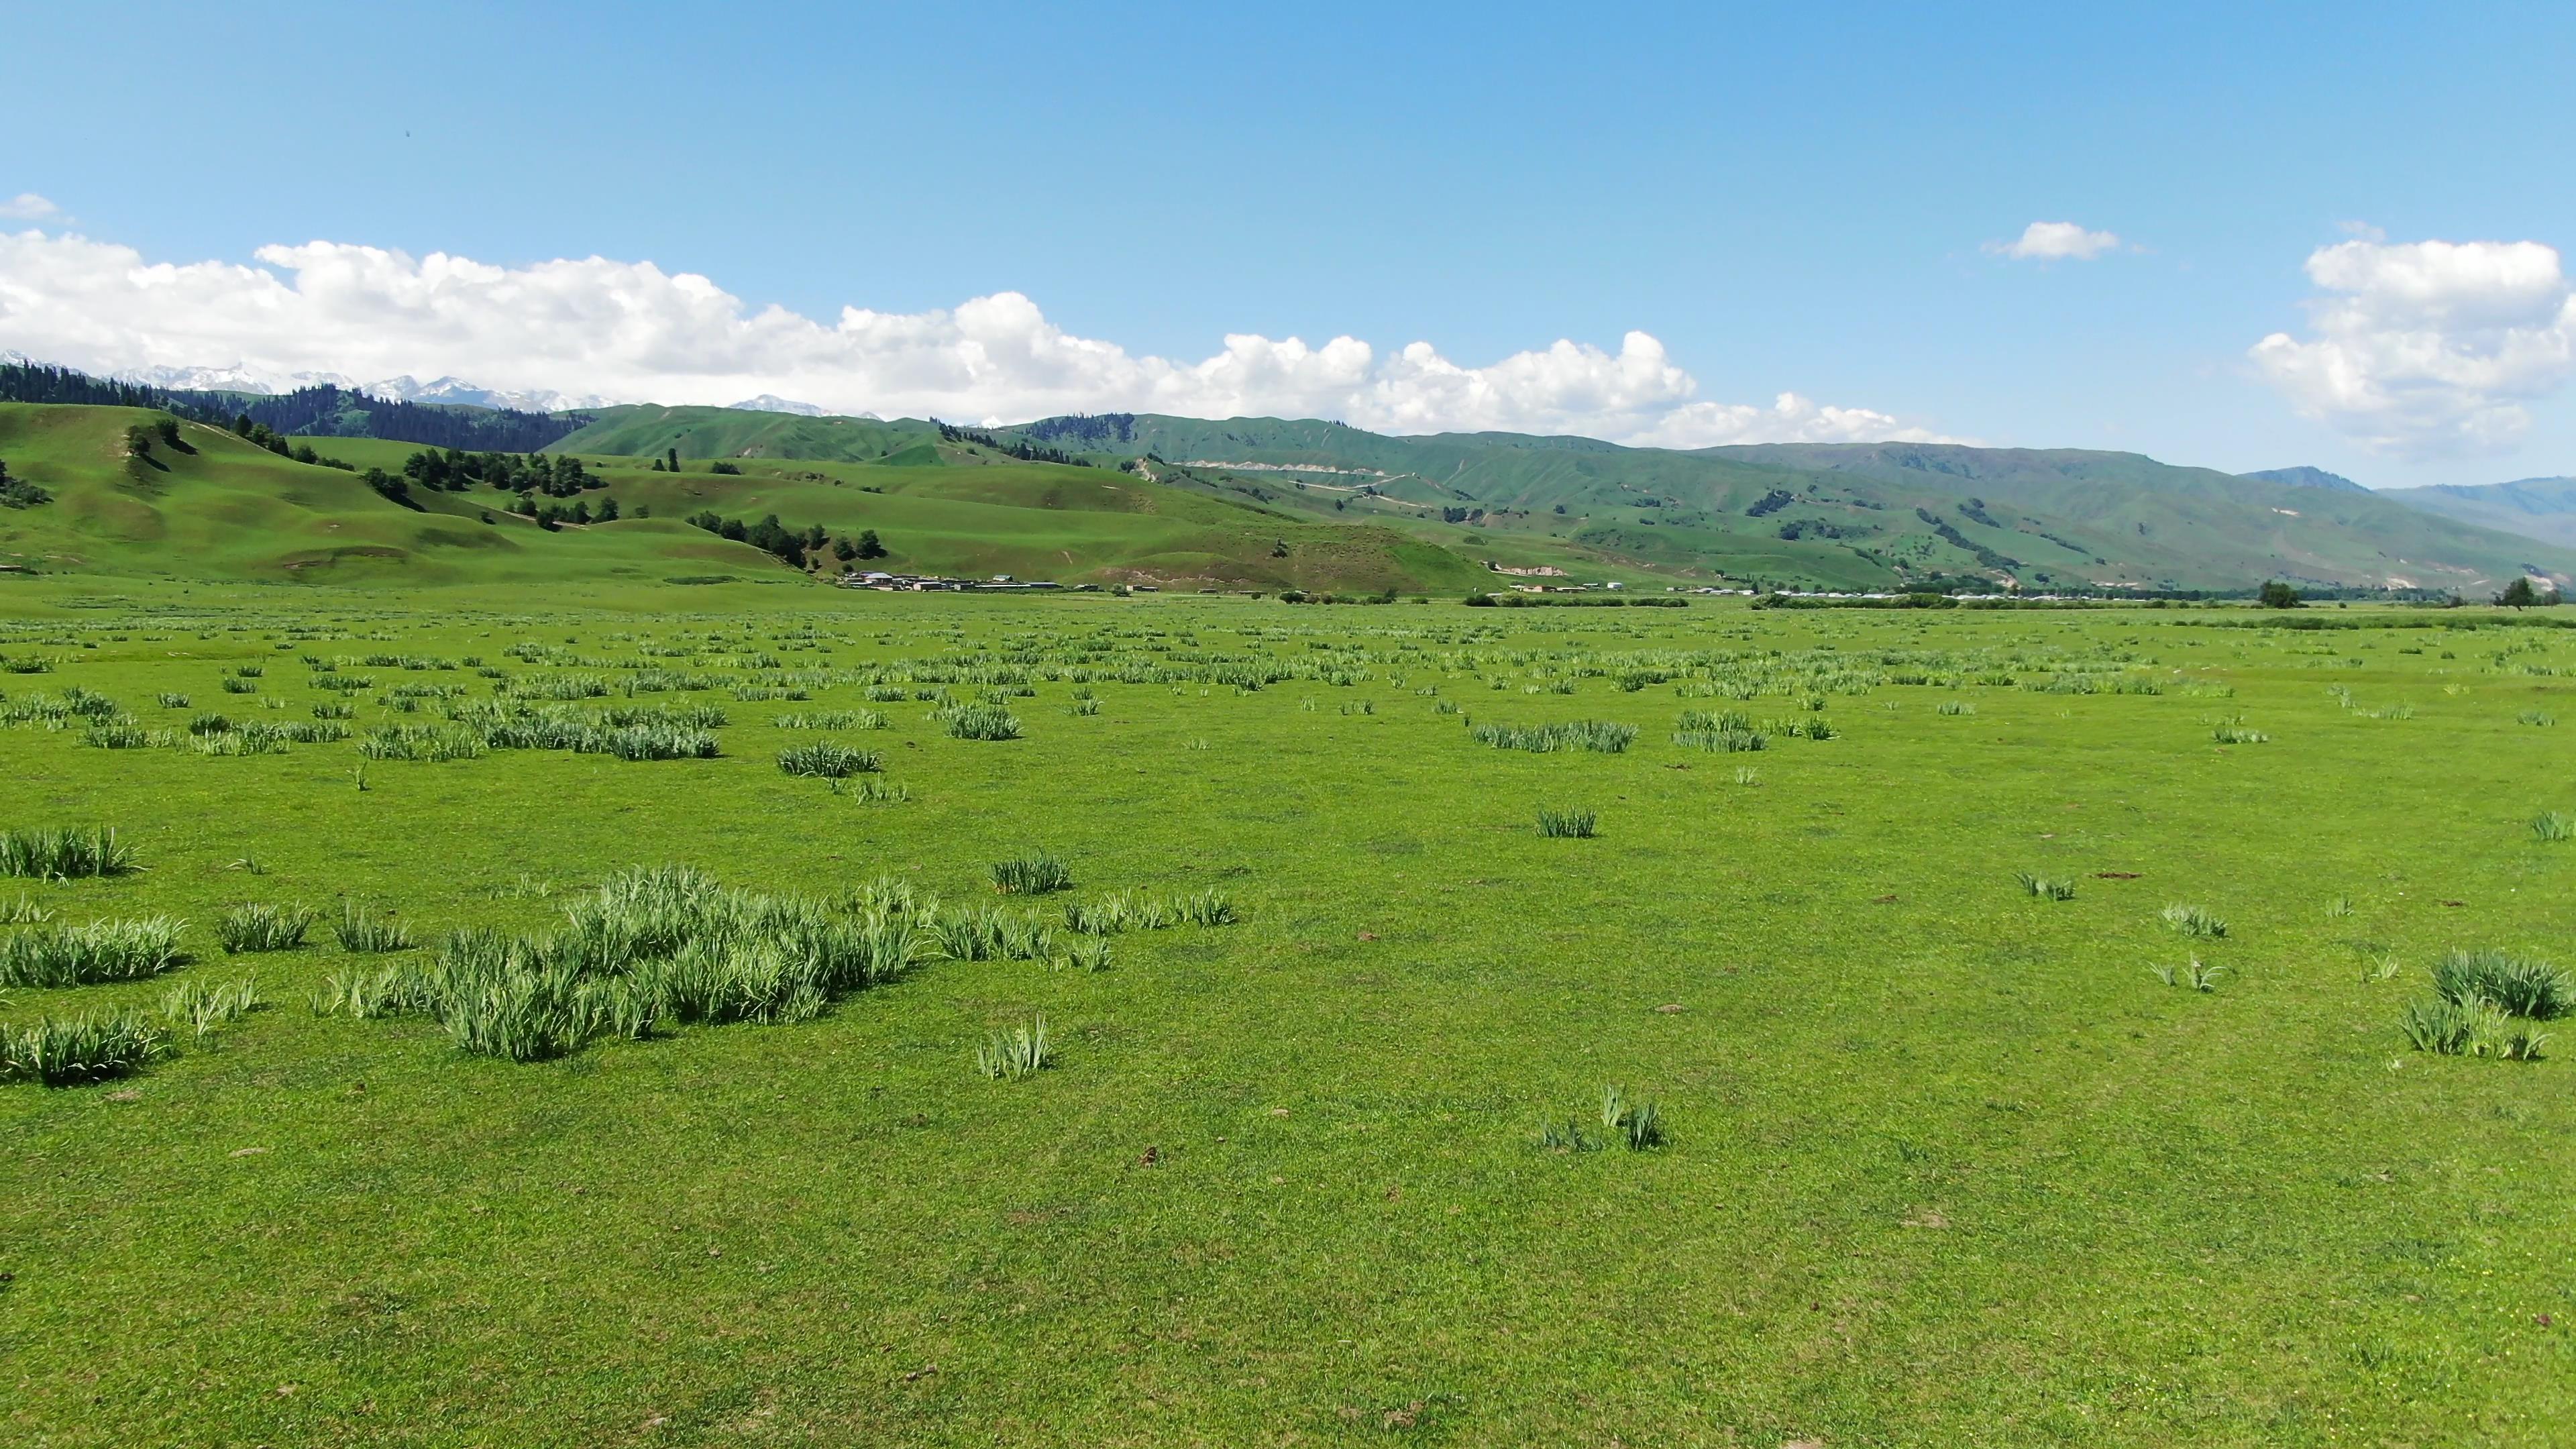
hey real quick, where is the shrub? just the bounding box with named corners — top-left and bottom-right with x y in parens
top-left (0, 916), bottom-right (189, 985)
top-left (989, 851), bottom-right (1073, 895)
top-left (2016, 872), bottom-right (2076, 901)
top-left (975, 1016), bottom-right (1055, 1079)
top-left (933, 701), bottom-right (1024, 741)
top-left (333, 904), bottom-right (417, 954)
top-left (1536, 806), bottom-right (1599, 839)
top-left (217, 903), bottom-right (315, 954)
top-left (777, 741), bottom-right (881, 778)
top-left (0, 826), bottom-right (138, 879)
top-left (0, 1008), bottom-right (171, 1085)
top-left (2431, 949), bottom-right (2571, 1020)
top-left (2161, 904), bottom-right (2227, 938)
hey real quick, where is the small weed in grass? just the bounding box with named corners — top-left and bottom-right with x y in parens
top-left (1, 896), bottom-right (54, 924)
top-left (2017, 872), bottom-right (2076, 900)
top-left (0, 1008), bottom-right (172, 1086)
top-left (1177, 890), bottom-right (1238, 926)
top-left (975, 1016), bottom-right (1054, 1079)
top-left (1601, 1085), bottom-right (1666, 1150)
top-left (2326, 894), bottom-right (2355, 918)
top-left (2530, 811), bottom-right (2575, 843)
top-left (1536, 806), bottom-right (1599, 839)
top-left (1061, 936), bottom-right (1113, 973)
top-left (2518, 710), bottom-right (2555, 727)
top-left (333, 904), bottom-right (417, 954)
top-left (217, 903), bottom-right (315, 955)
top-left (1936, 700), bottom-right (1976, 716)
top-left (0, 826), bottom-right (138, 880)
top-left (989, 852), bottom-right (1073, 895)
top-left (2162, 904), bottom-right (2228, 938)
top-left (154, 692), bottom-right (189, 708)
top-left (1536, 1118), bottom-right (1601, 1153)
top-left (2210, 716), bottom-right (2269, 744)
top-left (1733, 766), bottom-right (1761, 786)
top-left (2187, 957), bottom-right (2225, 992)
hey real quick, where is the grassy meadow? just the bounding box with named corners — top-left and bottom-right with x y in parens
top-left (2, 579), bottom-right (2571, 1446)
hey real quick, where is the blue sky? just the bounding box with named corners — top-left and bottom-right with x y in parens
top-left (6, 0), bottom-right (2575, 486)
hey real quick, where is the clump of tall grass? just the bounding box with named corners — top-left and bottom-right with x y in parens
top-left (2161, 904), bottom-right (2227, 938)
top-left (1674, 727), bottom-right (1766, 753)
top-left (219, 677), bottom-right (257, 695)
top-left (838, 777), bottom-right (912, 804)
top-left (1536, 806), bottom-right (1599, 839)
top-left (773, 709), bottom-right (885, 730)
top-left (1935, 700), bottom-right (1976, 716)
top-left (154, 692), bottom-right (190, 708)
top-left (934, 701), bottom-right (1024, 740)
top-left (313, 866), bottom-right (926, 1061)
top-left (2400, 997), bottom-right (2548, 1060)
top-left (1068, 696), bottom-right (1103, 716)
top-left (0, 916), bottom-right (189, 985)
top-left (0, 1008), bottom-right (171, 1085)
top-left (2531, 811), bottom-right (2575, 843)
top-left (990, 852), bottom-right (1073, 895)
top-left (0, 826), bottom-right (138, 879)
top-left (160, 977), bottom-right (266, 1042)
top-left (358, 724), bottom-right (488, 761)
top-left (777, 741), bottom-right (881, 778)
top-left (1177, 889), bottom-right (1238, 926)
top-left (80, 720), bottom-right (169, 749)
top-left (333, 903), bottom-right (416, 953)
top-left (1060, 936), bottom-right (1113, 973)
top-left (1, 896), bottom-right (53, 924)
top-left (975, 1016), bottom-right (1054, 1079)
top-left (217, 903), bottom-right (315, 954)
top-left (2210, 717), bottom-right (2269, 744)
top-left (933, 906), bottom-right (1056, 963)
top-left (1472, 720), bottom-right (1636, 753)
top-left (310, 700), bottom-right (356, 720)
top-left (2016, 872), bottom-right (2076, 901)
top-left (2430, 949), bottom-right (2571, 1020)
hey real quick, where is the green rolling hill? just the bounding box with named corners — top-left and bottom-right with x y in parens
top-left (0, 403), bottom-right (1492, 593)
top-left (2378, 476), bottom-right (2576, 551)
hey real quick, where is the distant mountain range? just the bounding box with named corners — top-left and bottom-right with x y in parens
top-left (2240, 466), bottom-right (2371, 494)
top-left (2374, 476), bottom-right (2576, 550)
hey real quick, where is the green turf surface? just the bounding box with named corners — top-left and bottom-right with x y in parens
top-left (2, 583), bottom-right (2571, 1446)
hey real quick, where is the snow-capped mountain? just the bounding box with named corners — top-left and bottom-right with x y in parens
top-left (360, 375), bottom-right (618, 414)
top-left (111, 363), bottom-right (356, 393)
top-left (728, 394), bottom-right (829, 417)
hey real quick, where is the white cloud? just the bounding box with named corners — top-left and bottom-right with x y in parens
top-left (0, 226), bottom-right (1949, 447)
top-left (2250, 237), bottom-right (2576, 458)
top-left (0, 194), bottom-right (62, 221)
top-left (1987, 221), bottom-right (2122, 262)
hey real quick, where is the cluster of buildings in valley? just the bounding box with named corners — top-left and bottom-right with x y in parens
top-left (835, 572), bottom-right (1085, 592)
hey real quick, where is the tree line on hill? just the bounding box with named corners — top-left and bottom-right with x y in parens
top-left (686, 511), bottom-right (884, 567)
top-left (0, 360), bottom-right (582, 451)
top-left (934, 421), bottom-right (1091, 467)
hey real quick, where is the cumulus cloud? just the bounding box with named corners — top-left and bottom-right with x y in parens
top-left (2250, 237), bottom-right (2576, 458)
top-left (1987, 221), bottom-right (2122, 262)
top-left (0, 194), bottom-right (62, 221)
top-left (0, 226), bottom-right (1949, 447)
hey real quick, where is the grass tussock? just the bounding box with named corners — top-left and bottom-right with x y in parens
top-left (1536, 806), bottom-right (1599, 839)
top-left (0, 917), bottom-right (189, 986)
top-left (933, 701), bottom-right (1024, 741)
top-left (2161, 903), bottom-right (2228, 938)
top-left (160, 977), bottom-right (266, 1042)
top-left (2430, 949), bottom-right (2571, 1020)
top-left (2017, 872), bottom-right (2076, 900)
top-left (1472, 720), bottom-right (1636, 753)
top-left (2531, 810), bottom-right (2575, 843)
top-left (0, 1008), bottom-right (172, 1086)
top-left (777, 741), bottom-right (882, 778)
top-left (975, 1016), bottom-right (1055, 1079)
top-left (333, 903), bottom-right (417, 954)
top-left (217, 903), bottom-right (315, 954)
top-left (989, 852), bottom-right (1073, 896)
top-left (0, 826), bottom-right (138, 880)
top-left (314, 866), bottom-right (924, 1061)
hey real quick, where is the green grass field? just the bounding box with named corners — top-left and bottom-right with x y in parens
top-left (3, 578), bottom-right (2572, 1446)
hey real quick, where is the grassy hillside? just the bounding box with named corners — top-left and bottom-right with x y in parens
top-left (987, 417), bottom-right (2576, 592)
top-left (0, 404), bottom-right (760, 585)
top-left (0, 405), bottom-right (1492, 594)
top-left (551, 405), bottom-right (936, 464)
top-left (2381, 476), bottom-right (2576, 551)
